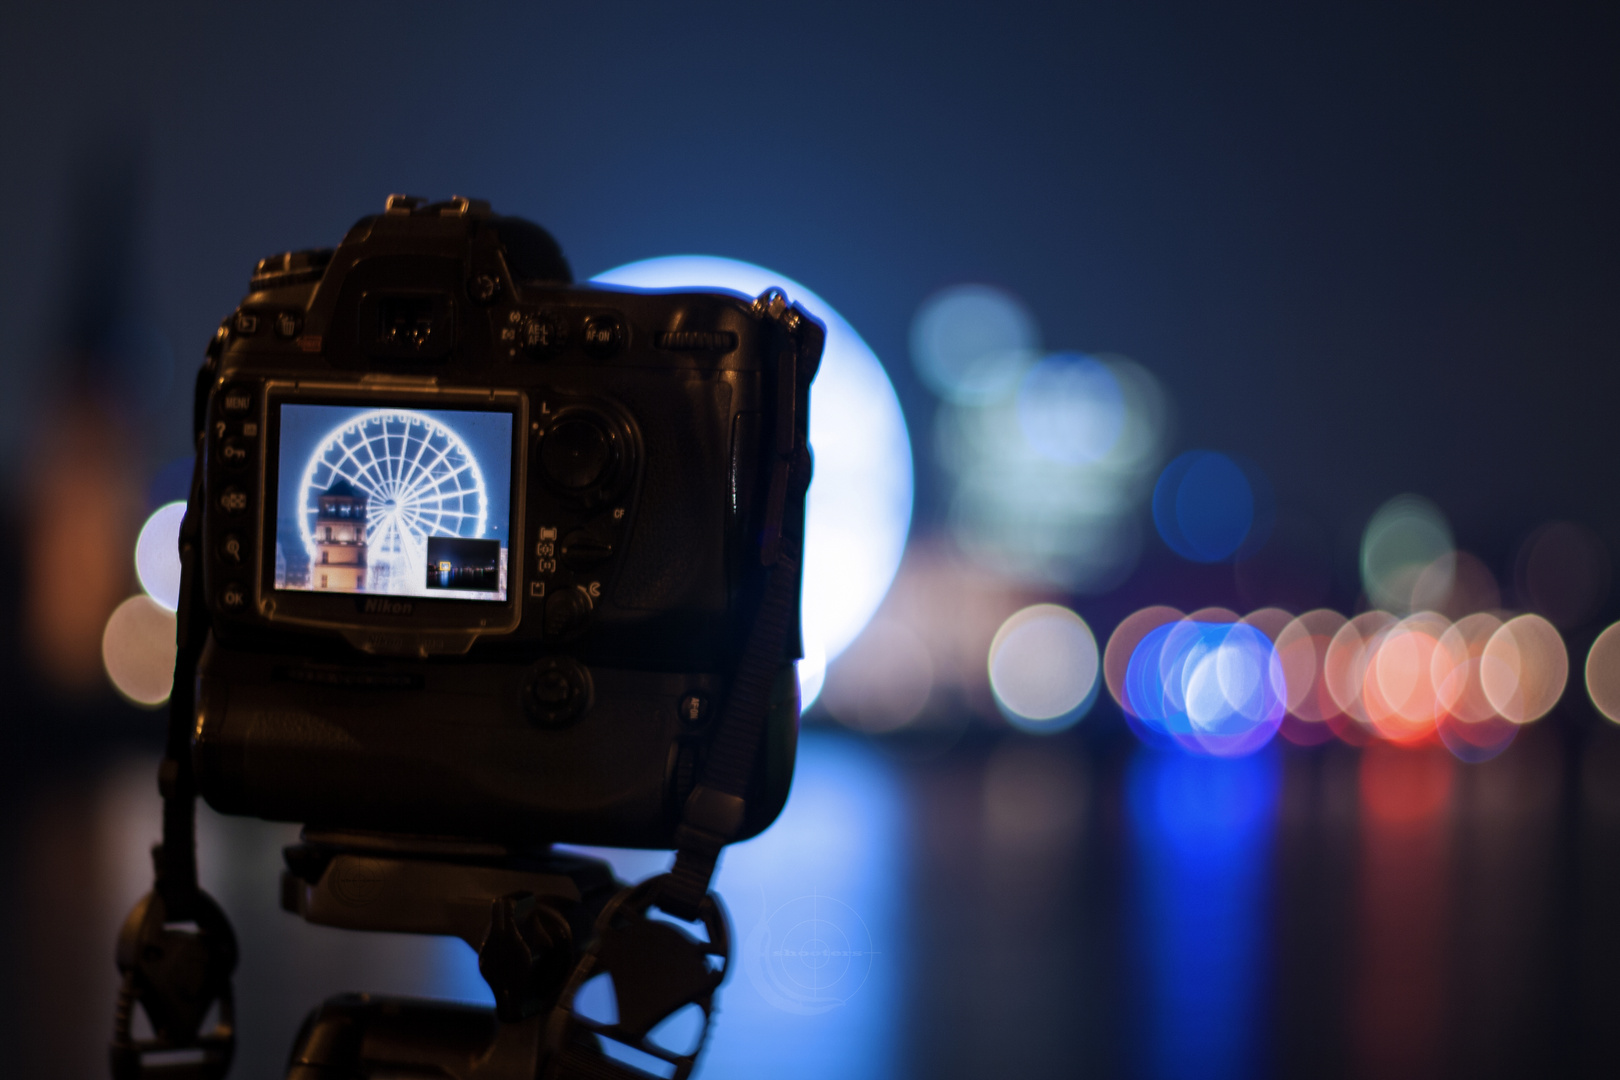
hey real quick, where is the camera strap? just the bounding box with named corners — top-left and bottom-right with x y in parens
top-left (112, 451), bottom-right (239, 1080)
top-left (661, 535), bottom-right (803, 922)
top-left (659, 290), bottom-right (819, 924)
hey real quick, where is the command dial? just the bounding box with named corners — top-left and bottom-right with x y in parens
top-left (540, 415), bottom-right (613, 490)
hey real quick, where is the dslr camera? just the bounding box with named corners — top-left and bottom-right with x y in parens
top-left (113, 195), bottom-right (822, 1080)
top-left (190, 194), bottom-right (819, 846)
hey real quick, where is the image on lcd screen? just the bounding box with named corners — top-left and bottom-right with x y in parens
top-left (273, 403), bottom-right (513, 602)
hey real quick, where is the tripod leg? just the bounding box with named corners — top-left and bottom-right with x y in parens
top-left (286, 993), bottom-right (546, 1080)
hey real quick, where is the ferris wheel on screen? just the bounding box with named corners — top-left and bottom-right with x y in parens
top-left (298, 409), bottom-right (489, 593)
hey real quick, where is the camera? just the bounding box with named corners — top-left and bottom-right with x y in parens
top-left (186, 194), bottom-right (822, 849)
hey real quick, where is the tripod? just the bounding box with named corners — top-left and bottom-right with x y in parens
top-left (282, 830), bottom-right (619, 1079)
top-left (116, 826), bottom-right (730, 1080)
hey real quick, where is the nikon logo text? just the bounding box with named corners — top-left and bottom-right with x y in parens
top-left (360, 597), bottom-right (414, 616)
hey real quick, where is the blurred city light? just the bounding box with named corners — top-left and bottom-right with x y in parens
top-left (1360, 495), bottom-right (1454, 612)
top-left (1152, 451), bottom-right (1256, 563)
top-left (820, 618), bottom-right (935, 734)
top-left (134, 501), bottom-right (186, 611)
top-left (908, 284), bottom-right (1040, 403)
top-left (1274, 609), bottom-right (1347, 744)
top-left (591, 257), bottom-right (914, 694)
top-left (934, 362), bottom-right (1168, 592)
top-left (1586, 621), bottom-right (1620, 724)
top-left (1106, 606), bottom-right (1184, 716)
top-left (1480, 614), bottom-right (1568, 724)
top-left (815, 542), bottom-right (1038, 731)
top-left (1325, 611), bottom-right (1398, 738)
top-left (1515, 521), bottom-right (1611, 628)
top-left (26, 403), bottom-right (143, 691)
top-left (1366, 612), bottom-right (1450, 743)
top-left (987, 603), bottom-right (1100, 733)
top-left (1016, 353), bottom-right (1126, 465)
top-left (1433, 613), bottom-right (1504, 726)
top-left (1125, 617), bottom-right (1285, 757)
top-left (100, 594), bottom-right (175, 707)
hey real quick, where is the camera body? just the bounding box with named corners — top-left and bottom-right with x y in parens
top-left (187, 196), bottom-right (820, 848)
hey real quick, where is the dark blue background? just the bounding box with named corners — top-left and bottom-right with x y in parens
top-left (3, 5), bottom-right (1619, 1079)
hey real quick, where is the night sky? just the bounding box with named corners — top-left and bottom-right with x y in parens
top-left (1, 2), bottom-right (1616, 597)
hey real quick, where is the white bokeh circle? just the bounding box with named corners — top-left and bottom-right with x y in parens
top-left (591, 257), bottom-right (914, 699)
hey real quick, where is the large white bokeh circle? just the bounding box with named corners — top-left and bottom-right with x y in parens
top-left (591, 257), bottom-right (914, 684)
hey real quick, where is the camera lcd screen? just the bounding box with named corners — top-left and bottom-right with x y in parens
top-left (272, 403), bottom-right (513, 602)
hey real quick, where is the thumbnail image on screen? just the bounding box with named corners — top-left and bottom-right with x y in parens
top-left (273, 403), bottom-right (513, 602)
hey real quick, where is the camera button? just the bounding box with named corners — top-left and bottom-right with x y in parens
top-left (219, 438), bottom-right (251, 470)
top-left (218, 580), bottom-right (249, 611)
top-left (544, 586), bottom-right (594, 639)
top-left (274, 311), bottom-right (302, 338)
top-left (540, 418), bottom-right (612, 489)
top-left (232, 311), bottom-right (259, 336)
top-left (220, 385), bottom-right (253, 414)
top-left (521, 312), bottom-right (565, 355)
top-left (560, 531), bottom-right (612, 568)
top-left (218, 486), bottom-right (250, 516)
top-left (582, 314), bottom-right (624, 357)
top-left (678, 694), bottom-right (712, 728)
top-left (219, 533), bottom-right (245, 565)
top-left (524, 657), bottom-right (594, 727)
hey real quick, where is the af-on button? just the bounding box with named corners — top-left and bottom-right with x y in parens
top-left (582, 314), bottom-right (624, 357)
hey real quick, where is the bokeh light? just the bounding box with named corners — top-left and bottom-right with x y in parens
top-left (1274, 609), bottom-right (1347, 745)
top-left (1016, 353), bottom-right (1126, 465)
top-left (591, 257), bottom-right (914, 678)
top-left (1323, 611), bottom-right (1397, 744)
top-left (1106, 606), bottom-right (1184, 716)
top-left (1153, 451), bottom-right (1255, 563)
top-left (1515, 521), bottom-right (1611, 629)
top-left (1240, 607), bottom-right (1293, 644)
top-left (1125, 616), bottom-right (1285, 757)
top-left (1585, 622), bottom-right (1620, 724)
top-left (1480, 614), bottom-right (1568, 724)
top-left (821, 619), bottom-right (935, 734)
top-left (101, 594), bottom-right (176, 707)
top-left (936, 349), bottom-right (1169, 593)
top-left (1432, 613), bottom-right (1503, 726)
top-left (987, 604), bottom-right (1100, 733)
top-left (1360, 495), bottom-right (1453, 612)
top-left (134, 501), bottom-right (186, 611)
top-left (908, 284), bottom-right (1040, 403)
top-left (1367, 612), bottom-right (1449, 743)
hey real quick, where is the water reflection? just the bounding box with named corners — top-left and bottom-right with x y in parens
top-left (4, 723), bottom-right (1619, 1077)
top-left (1127, 747), bottom-right (1280, 1080)
top-left (1352, 742), bottom-right (1452, 1078)
top-left (556, 731), bottom-right (905, 1079)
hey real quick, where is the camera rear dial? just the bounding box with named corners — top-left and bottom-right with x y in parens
top-left (536, 407), bottom-right (631, 506)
